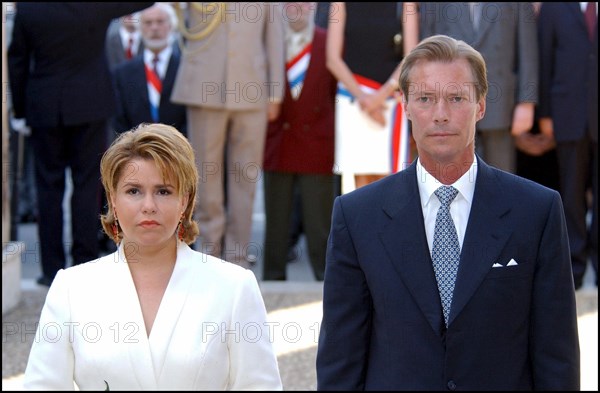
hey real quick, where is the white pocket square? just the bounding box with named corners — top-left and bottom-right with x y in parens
top-left (507, 258), bottom-right (518, 266)
top-left (492, 263), bottom-right (503, 268)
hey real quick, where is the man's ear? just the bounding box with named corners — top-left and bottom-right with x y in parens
top-left (401, 92), bottom-right (411, 120)
top-left (477, 97), bottom-right (486, 121)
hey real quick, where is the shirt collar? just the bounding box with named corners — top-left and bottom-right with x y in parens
top-left (285, 24), bottom-right (314, 61)
top-left (143, 46), bottom-right (172, 66)
top-left (119, 27), bottom-right (140, 45)
top-left (416, 157), bottom-right (478, 208)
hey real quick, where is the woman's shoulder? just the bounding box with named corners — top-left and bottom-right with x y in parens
top-left (67, 252), bottom-right (114, 270)
top-left (56, 252), bottom-right (119, 282)
top-left (181, 245), bottom-right (256, 283)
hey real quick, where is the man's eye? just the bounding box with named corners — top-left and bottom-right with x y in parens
top-left (449, 96), bottom-right (464, 103)
top-left (418, 96), bottom-right (431, 103)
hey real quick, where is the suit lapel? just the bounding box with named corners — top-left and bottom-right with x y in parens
top-left (114, 245), bottom-right (158, 390)
top-left (379, 164), bottom-right (445, 335)
top-left (448, 158), bottom-right (512, 325)
top-left (161, 52), bottom-right (179, 109)
top-left (157, 45), bottom-right (180, 117)
top-left (150, 242), bottom-right (195, 385)
top-left (131, 58), bottom-right (151, 113)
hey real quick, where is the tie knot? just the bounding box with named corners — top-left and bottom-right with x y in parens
top-left (435, 186), bottom-right (458, 207)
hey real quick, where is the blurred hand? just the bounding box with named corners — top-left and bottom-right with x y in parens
top-left (267, 102), bottom-right (281, 122)
top-left (367, 107), bottom-right (387, 127)
top-left (510, 102), bottom-right (535, 137)
top-left (538, 117), bottom-right (554, 139)
top-left (11, 117), bottom-right (31, 136)
top-left (514, 132), bottom-right (556, 156)
top-left (358, 92), bottom-right (388, 127)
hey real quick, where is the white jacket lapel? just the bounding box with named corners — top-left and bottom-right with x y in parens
top-left (114, 245), bottom-right (159, 390)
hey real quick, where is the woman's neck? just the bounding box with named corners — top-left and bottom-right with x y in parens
top-left (122, 237), bottom-right (178, 272)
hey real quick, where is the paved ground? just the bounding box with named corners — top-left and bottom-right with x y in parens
top-left (3, 176), bottom-right (598, 390)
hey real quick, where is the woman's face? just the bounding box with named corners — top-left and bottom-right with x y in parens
top-left (111, 158), bottom-right (187, 249)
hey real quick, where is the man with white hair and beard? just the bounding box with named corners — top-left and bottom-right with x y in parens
top-left (112, 2), bottom-right (187, 136)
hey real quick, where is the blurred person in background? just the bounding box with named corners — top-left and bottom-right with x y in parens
top-left (171, 2), bottom-right (285, 267)
top-left (262, 2), bottom-right (337, 281)
top-left (106, 12), bottom-right (143, 71)
top-left (112, 3), bottom-right (187, 136)
top-left (7, 2), bottom-right (154, 287)
top-left (538, 2), bottom-right (598, 289)
top-left (327, 2), bottom-right (419, 190)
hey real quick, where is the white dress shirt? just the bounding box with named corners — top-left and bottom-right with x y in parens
top-left (285, 26), bottom-right (313, 62)
top-left (119, 27), bottom-right (141, 57)
top-left (143, 46), bottom-right (172, 79)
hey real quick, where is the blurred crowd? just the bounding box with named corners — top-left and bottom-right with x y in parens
top-left (5, 2), bottom-right (597, 289)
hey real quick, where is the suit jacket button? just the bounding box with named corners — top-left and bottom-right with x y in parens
top-left (283, 122), bottom-right (290, 130)
top-left (447, 380), bottom-right (457, 390)
top-left (303, 124), bottom-right (310, 131)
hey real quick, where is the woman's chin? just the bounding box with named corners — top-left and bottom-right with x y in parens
top-left (126, 233), bottom-right (175, 248)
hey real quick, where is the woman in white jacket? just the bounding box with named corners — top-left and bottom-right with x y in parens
top-left (23, 123), bottom-right (282, 390)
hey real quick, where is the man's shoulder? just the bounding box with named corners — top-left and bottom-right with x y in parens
top-left (340, 171), bottom-right (409, 207)
top-left (484, 165), bottom-right (559, 203)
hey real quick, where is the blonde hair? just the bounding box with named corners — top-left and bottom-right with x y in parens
top-left (399, 34), bottom-right (488, 102)
top-left (100, 123), bottom-right (199, 245)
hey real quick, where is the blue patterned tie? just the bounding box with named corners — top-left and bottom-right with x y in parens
top-left (432, 185), bottom-right (460, 326)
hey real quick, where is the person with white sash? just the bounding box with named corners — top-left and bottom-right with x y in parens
top-left (262, 2), bottom-right (338, 281)
top-left (326, 2), bottom-right (419, 190)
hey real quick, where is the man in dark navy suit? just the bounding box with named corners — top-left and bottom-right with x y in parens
top-left (317, 35), bottom-right (580, 390)
top-left (8, 2), bottom-right (153, 286)
top-left (112, 3), bottom-right (186, 136)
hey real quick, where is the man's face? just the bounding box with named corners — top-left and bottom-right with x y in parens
top-left (402, 58), bottom-right (485, 167)
top-left (140, 7), bottom-right (171, 48)
top-left (284, 2), bottom-right (314, 32)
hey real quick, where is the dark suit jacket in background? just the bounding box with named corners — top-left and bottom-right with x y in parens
top-left (8, 2), bottom-right (154, 128)
top-left (112, 45), bottom-right (187, 135)
top-left (538, 3), bottom-right (598, 143)
top-left (537, 2), bottom-right (598, 287)
top-left (317, 157), bottom-right (580, 390)
top-left (7, 2), bottom-right (154, 282)
top-left (263, 27), bottom-right (337, 174)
